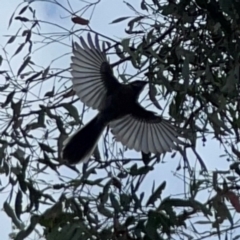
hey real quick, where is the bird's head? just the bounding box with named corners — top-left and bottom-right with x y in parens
top-left (129, 80), bottom-right (148, 95)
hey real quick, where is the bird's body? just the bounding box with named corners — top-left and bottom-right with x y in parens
top-left (62, 34), bottom-right (183, 164)
top-left (62, 82), bottom-right (147, 164)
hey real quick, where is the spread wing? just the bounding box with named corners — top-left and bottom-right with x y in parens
top-left (109, 105), bottom-right (181, 154)
top-left (71, 33), bottom-right (120, 110)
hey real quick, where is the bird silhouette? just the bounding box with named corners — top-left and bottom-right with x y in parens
top-left (62, 34), bottom-right (183, 165)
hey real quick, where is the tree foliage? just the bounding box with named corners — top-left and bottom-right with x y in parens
top-left (1, 0), bottom-right (240, 239)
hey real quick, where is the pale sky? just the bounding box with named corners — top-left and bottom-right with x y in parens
top-left (0, 0), bottom-right (234, 239)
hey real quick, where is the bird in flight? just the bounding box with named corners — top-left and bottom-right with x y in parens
top-left (62, 33), bottom-right (183, 165)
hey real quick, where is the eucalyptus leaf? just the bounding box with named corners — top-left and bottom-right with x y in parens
top-left (62, 103), bottom-right (79, 122)
top-left (110, 16), bottom-right (131, 24)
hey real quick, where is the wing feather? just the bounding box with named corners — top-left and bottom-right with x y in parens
top-left (110, 105), bottom-right (182, 154)
top-left (71, 33), bottom-right (120, 110)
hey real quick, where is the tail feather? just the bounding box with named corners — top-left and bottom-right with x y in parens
top-left (62, 114), bottom-right (106, 164)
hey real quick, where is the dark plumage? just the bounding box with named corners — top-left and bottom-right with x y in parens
top-left (62, 34), bottom-right (182, 164)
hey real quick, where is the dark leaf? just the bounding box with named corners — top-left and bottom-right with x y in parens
top-left (8, 10), bottom-right (15, 28)
top-left (12, 148), bottom-right (25, 164)
top-left (127, 16), bottom-right (144, 33)
top-left (44, 87), bottom-right (55, 97)
top-left (17, 174), bottom-right (27, 193)
top-left (62, 89), bottom-right (75, 98)
top-left (112, 177), bottom-right (122, 190)
top-left (149, 84), bottom-right (162, 110)
top-left (7, 36), bottom-right (16, 44)
top-left (15, 215), bottom-right (39, 240)
top-left (6, 28), bottom-right (21, 45)
top-left (226, 191), bottom-right (240, 213)
top-left (25, 122), bottom-right (44, 131)
top-left (37, 111), bottom-right (45, 127)
top-left (120, 193), bottom-right (132, 210)
top-left (17, 56), bottom-right (30, 76)
top-left (39, 142), bottom-right (55, 153)
top-left (3, 161), bottom-right (10, 176)
top-left (13, 43), bottom-right (25, 57)
top-left (11, 99), bottom-right (22, 116)
top-left (231, 145), bottom-right (240, 160)
top-left (4, 202), bottom-right (23, 229)
top-left (31, 20), bottom-right (39, 29)
top-left (141, 0), bottom-right (148, 11)
top-left (146, 181), bottom-right (166, 206)
top-left (97, 204), bottom-right (113, 218)
top-left (15, 190), bottom-right (23, 220)
top-left (2, 91), bottom-right (15, 108)
top-left (0, 84), bottom-right (9, 91)
top-left (145, 211), bottom-right (164, 240)
top-left (110, 16), bottom-right (131, 24)
top-left (25, 71), bottom-right (42, 83)
top-left (42, 66), bottom-right (50, 79)
top-left (130, 165), bottom-right (154, 176)
top-left (100, 179), bottom-right (111, 204)
top-left (25, 31), bottom-right (31, 43)
top-left (110, 193), bottom-right (120, 213)
top-left (19, 6), bottom-right (28, 15)
top-left (22, 30), bottom-right (29, 36)
top-left (71, 16), bottom-right (89, 25)
top-left (62, 103), bottom-right (79, 122)
top-left (15, 16), bottom-right (29, 22)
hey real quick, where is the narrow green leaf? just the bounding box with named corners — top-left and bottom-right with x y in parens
top-left (146, 181), bottom-right (166, 206)
top-left (8, 9), bottom-right (15, 28)
top-left (14, 215), bottom-right (38, 240)
top-left (26, 122), bottom-right (44, 131)
top-left (13, 43), bottom-right (25, 57)
top-left (42, 65), bottom-right (50, 79)
top-left (149, 84), bottom-right (162, 110)
top-left (0, 84), bottom-right (9, 91)
top-left (110, 193), bottom-right (120, 213)
top-left (25, 30), bottom-right (31, 43)
top-left (100, 179), bottom-right (111, 204)
top-left (15, 16), bottom-right (29, 22)
top-left (130, 165), bottom-right (153, 176)
top-left (2, 91), bottom-right (15, 108)
top-left (17, 56), bottom-right (30, 76)
top-left (121, 38), bottom-right (131, 53)
top-left (4, 202), bottom-right (24, 229)
top-left (62, 103), bottom-right (79, 122)
top-left (208, 112), bottom-right (232, 134)
top-left (145, 211), bottom-right (164, 240)
top-left (25, 71), bottom-right (42, 83)
top-left (110, 16), bottom-right (131, 24)
top-left (141, 0), bottom-right (148, 11)
top-left (15, 190), bottom-right (23, 220)
top-left (39, 143), bottom-right (55, 153)
top-left (7, 36), bottom-right (16, 44)
top-left (97, 204), bottom-right (113, 218)
top-left (127, 16), bottom-right (144, 32)
top-left (19, 5), bottom-right (28, 15)
top-left (12, 148), bottom-right (25, 163)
